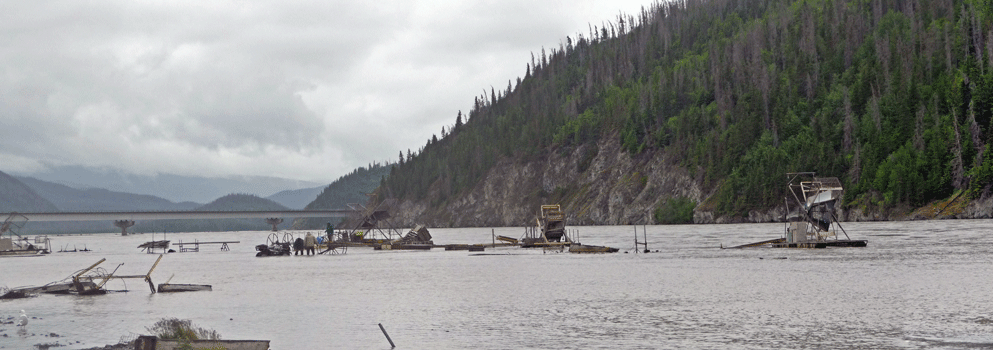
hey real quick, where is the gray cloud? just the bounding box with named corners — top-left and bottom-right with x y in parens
top-left (1, 0), bottom-right (649, 182)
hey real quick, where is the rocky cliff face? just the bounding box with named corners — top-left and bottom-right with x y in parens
top-left (391, 133), bottom-right (707, 227)
top-left (386, 134), bottom-right (993, 227)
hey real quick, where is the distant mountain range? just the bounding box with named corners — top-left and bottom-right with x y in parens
top-left (1, 164), bottom-right (388, 234)
top-left (13, 165), bottom-right (322, 203)
top-left (0, 171), bottom-right (57, 213)
top-left (1, 172), bottom-right (301, 234)
top-left (14, 175), bottom-right (323, 211)
top-left (265, 185), bottom-right (326, 210)
top-left (134, 194), bottom-right (291, 233)
top-left (15, 176), bottom-right (201, 212)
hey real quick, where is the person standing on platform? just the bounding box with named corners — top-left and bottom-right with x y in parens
top-left (304, 232), bottom-right (317, 255)
top-left (293, 237), bottom-right (304, 255)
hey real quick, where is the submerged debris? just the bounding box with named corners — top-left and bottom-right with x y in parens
top-left (137, 240), bottom-right (170, 254)
top-left (1, 255), bottom-right (207, 297)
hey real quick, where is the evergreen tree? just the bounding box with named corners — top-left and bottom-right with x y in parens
top-left (380, 0), bottom-right (993, 220)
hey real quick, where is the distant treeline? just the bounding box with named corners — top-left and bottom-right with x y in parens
top-left (294, 163), bottom-right (392, 229)
top-left (132, 194), bottom-right (290, 233)
top-left (382, 0), bottom-right (993, 217)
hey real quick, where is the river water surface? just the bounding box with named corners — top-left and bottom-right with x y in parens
top-left (2, 220), bottom-right (993, 349)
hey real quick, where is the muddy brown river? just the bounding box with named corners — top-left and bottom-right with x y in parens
top-left (2, 220), bottom-right (992, 349)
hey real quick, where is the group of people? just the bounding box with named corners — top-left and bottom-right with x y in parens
top-left (293, 232), bottom-right (317, 255)
top-left (292, 223), bottom-right (335, 256)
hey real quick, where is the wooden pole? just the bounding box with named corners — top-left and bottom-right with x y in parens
top-left (145, 254), bottom-right (164, 293)
top-left (378, 323), bottom-right (396, 348)
top-left (643, 225), bottom-right (648, 253)
top-left (75, 258), bottom-right (106, 279)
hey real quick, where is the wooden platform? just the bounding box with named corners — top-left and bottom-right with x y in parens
top-left (374, 243), bottom-right (433, 250)
top-left (174, 240), bottom-right (239, 252)
top-left (443, 244), bottom-right (486, 251)
top-left (770, 240), bottom-right (868, 248)
top-left (135, 336), bottom-right (268, 350)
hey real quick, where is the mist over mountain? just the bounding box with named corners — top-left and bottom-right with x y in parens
top-left (0, 170), bottom-right (58, 213)
top-left (266, 185), bottom-right (327, 210)
top-left (14, 165), bottom-right (322, 203)
top-left (3, 165), bottom-right (382, 234)
top-left (16, 176), bottom-right (200, 212)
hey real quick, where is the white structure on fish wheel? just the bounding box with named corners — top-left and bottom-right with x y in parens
top-left (1, 213), bottom-right (50, 256)
top-left (777, 173), bottom-right (867, 248)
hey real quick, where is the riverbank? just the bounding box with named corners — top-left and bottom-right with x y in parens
top-left (693, 190), bottom-right (993, 224)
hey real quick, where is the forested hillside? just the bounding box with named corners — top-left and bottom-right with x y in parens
top-left (382, 0), bottom-right (993, 224)
top-left (292, 163), bottom-right (392, 229)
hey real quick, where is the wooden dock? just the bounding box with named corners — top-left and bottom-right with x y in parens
top-left (374, 243), bottom-right (433, 250)
top-left (174, 240), bottom-right (239, 252)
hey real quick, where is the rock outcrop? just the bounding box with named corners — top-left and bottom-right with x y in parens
top-left (390, 134), bottom-right (706, 227)
top-left (384, 135), bottom-right (993, 227)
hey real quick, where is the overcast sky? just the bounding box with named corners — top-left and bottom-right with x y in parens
top-left (0, 0), bottom-right (651, 183)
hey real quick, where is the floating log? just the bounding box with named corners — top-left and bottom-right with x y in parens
top-left (157, 283), bottom-right (212, 293)
top-left (569, 244), bottom-right (619, 254)
top-left (495, 235), bottom-right (518, 244)
top-left (721, 238), bottom-right (786, 249)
